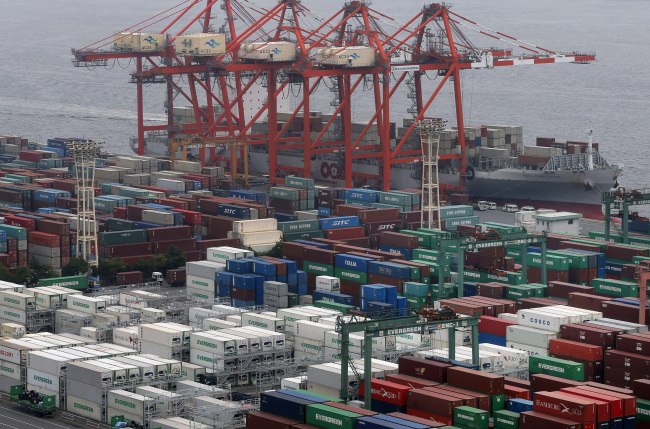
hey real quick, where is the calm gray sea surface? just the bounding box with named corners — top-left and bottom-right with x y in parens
top-left (1, 0), bottom-right (649, 190)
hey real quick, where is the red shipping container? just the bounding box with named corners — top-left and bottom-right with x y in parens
top-left (322, 402), bottom-right (378, 417)
top-left (116, 271), bottom-right (144, 285)
top-left (339, 237), bottom-right (371, 248)
top-left (478, 315), bottom-right (517, 337)
top-left (580, 383), bottom-right (637, 416)
top-left (548, 281), bottom-right (595, 299)
top-left (5, 215), bottom-right (35, 231)
top-left (113, 206), bottom-right (126, 219)
top-left (503, 376), bottom-right (531, 390)
top-left (407, 389), bottom-right (461, 419)
top-left (429, 385), bottom-right (490, 411)
top-left (398, 357), bottom-right (450, 383)
top-left (446, 367), bottom-right (504, 395)
top-left (170, 208), bottom-right (202, 225)
top-left (605, 243), bottom-right (648, 261)
top-left (567, 292), bottom-right (612, 312)
top-left (359, 378), bottom-right (410, 406)
top-left (633, 379), bottom-right (650, 401)
top-left (560, 323), bottom-right (617, 349)
top-left (245, 411), bottom-right (298, 429)
top-left (504, 384), bottom-right (531, 401)
top-left (359, 208), bottom-right (400, 223)
top-left (384, 374), bottom-right (439, 389)
top-left (405, 408), bottom-right (451, 426)
top-left (380, 231), bottom-right (419, 249)
top-left (153, 239), bottom-right (196, 253)
top-left (615, 334), bottom-right (650, 356)
top-left (324, 227), bottom-right (365, 240)
top-left (601, 301), bottom-right (650, 324)
top-left (104, 242), bottom-right (154, 258)
top-left (147, 226), bottom-right (192, 241)
top-left (561, 387), bottom-right (623, 419)
top-left (424, 386), bottom-right (478, 408)
top-left (28, 231), bottom-right (60, 247)
top-left (303, 247), bottom-right (338, 265)
top-left (155, 198), bottom-right (190, 211)
top-left (476, 282), bottom-right (507, 299)
top-left (530, 374), bottom-right (584, 392)
top-left (549, 338), bottom-right (604, 361)
top-left (520, 411), bottom-right (582, 429)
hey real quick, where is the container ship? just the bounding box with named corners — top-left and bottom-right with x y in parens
top-left (133, 106), bottom-right (621, 219)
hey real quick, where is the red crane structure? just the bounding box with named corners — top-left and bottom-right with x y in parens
top-left (73, 0), bottom-right (595, 192)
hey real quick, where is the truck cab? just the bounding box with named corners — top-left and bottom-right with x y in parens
top-left (88, 277), bottom-right (101, 288)
top-left (152, 272), bottom-right (163, 285)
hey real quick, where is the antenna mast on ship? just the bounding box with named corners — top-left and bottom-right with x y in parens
top-left (587, 128), bottom-right (594, 170)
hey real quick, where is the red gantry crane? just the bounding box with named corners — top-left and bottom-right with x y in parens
top-left (72, 0), bottom-right (595, 192)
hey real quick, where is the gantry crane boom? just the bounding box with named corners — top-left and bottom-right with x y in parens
top-left (73, 0), bottom-right (595, 192)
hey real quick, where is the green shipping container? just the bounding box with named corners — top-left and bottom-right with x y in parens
top-left (344, 199), bottom-right (373, 207)
top-left (492, 394), bottom-right (505, 412)
top-left (270, 187), bottom-right (300, 200)
top-left (592, 278), bottom-right (638, 297)
top-left (522, 283), bottom-right (547, 297)
top-left (39, 275), bottom-right (88, 290)
top-left (411, 249), bottom-right (452, 265)
top-left (283, 230), bottom-right (326, 242)
top-left (453, 406), bottom-right (489, 429)
top-left (526, 253), bottom-right (570, 271)
top-left (285, 176), bottom-right (315, 190)
top-left (379, 192), bottom-right (412, 207)
top-left (0, 225), bottom-right (27, 240)
top-left (628, 236), bottom-right (650, 249)
top-left (403, 282), bottom-right (429, 297)
top-left (314, 300), bottom-right (354, 315)
top-left (371, 202), bottom-right (404, 212)
top-left (304, 261), bottom-right (334, 277)
top-left (405, 295), bottom-right (428, 309)
top-left (334, 267), bottom-right (368, 284)
top-left (493, 410), bottom-right (520, 429)
top-left (529, 355), bottom-right (584, 381)
top-left (549, 251), bottom-right (590, 269)
top-left (440, 205), bottom-right (474, 219)
top-left (588, 231), bottom-right (623, 243)
top-left (278, 220), bottom-right (320, 233)
top-left (506, 285), bottom-right (536, 300)
top-left (637, 398), bottom-right (650, 422)
top-left (99, 229), bottom-right (148, 245)
top-left (306, 404), bottom-right (362, 429)
top-left (483, 222), bottom-right (524, 234)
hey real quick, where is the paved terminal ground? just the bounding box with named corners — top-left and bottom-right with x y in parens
top-left (0, 397), bottom-right (89, 429)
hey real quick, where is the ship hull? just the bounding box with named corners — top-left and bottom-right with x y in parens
top-left (138, 144), bottom-right (619, 219)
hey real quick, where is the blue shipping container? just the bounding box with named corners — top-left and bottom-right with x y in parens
top-left (276, 213), bottom-right (298, 222)
top-left (372, 415), bottom-right (430, 429)
top-left (318, 207), bottom-right (331, 217)
top-left (344, 188), bottom-right (380, 202)
top-left (507, 399), bottom-right (533, 413)
top-left (312, 290), bottom-right (354, 306)
top-left (260, 391), bottom-right (313, 422)
top-left (218, 204), bottom-right (252, 220)
top-left (368, 261), bottom-right (410, 279)
top-left (293, 240), bottom-right (329, 249)
top-left (361, 284), bottom-right (387, 301)
top-left (478, 332), bottom-right (507, 347)
top-left (335, 254), bottom-right (373, 272)
top-left (379, 244), bottom-right (412, 260)
top-left (319, 216), bottom-right (361, 230)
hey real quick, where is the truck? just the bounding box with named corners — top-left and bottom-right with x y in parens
top-left (38, 275), bottom-right (88, 290)
top-left (10, 385), bottom-right (55, 417)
